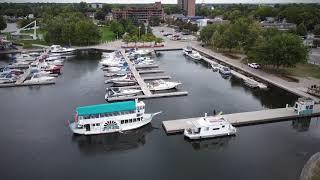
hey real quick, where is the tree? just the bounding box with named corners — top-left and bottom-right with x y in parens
top-left (102, 4), bottom-right (112, 13)
top-left (248, 32), bottom-right (308, 68)
top-left (95, 9), bottom-right (106, 21)
top-left (110, 21), bottom-right (125, 39)
top-left (0, 16), bottom-right (7, 31)
top-left (149, 16), bottom-right (160, 26)
top-left (313, 24), bottom-right (320, 36)
top-left (297, 23), bottom-right (307, 36)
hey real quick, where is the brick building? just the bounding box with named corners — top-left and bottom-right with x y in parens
top-left (112, 2), bottom-right (164, 23)
top-left (178, 0), bottom-right (196, 16)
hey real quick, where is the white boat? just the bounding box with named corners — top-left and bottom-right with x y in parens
top-left (210, 62), bottom-right (219, 71)
top-left (24, 73), bottom-right (55, 84)
top-left (187, 51), bottom-right (202, 60)
top-left (105, 74), bottom-right (133, 84)
top-left (0, 73), bottom-right (19, 84)
top-left (105, 88), bottom-right (142, 99)
top-left (69, 100), bottom-right (161, 135)
top-left (184, 113), bottom-right (237, 140)
top-left (100, 60), bottom-right (124, 67)
top-left (14, 53), bottom-right (35, 62)
top-left (49, 45), bottom-right (75, 54)
top-left (104, 72), bottom-right (127, 77)
top-left (112, 80), bottom-right (137, 87)
top-left (219, 66), bottom-right (231, 75)
top-left (147, 79), bottom-right (181, 91)
top-left (183, 46), bottom-right (192, 55)
top-left (244, 78), bottom-right (258, 88)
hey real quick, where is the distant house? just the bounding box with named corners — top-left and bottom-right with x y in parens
top-left (105, 13), bottom-right (113, 21)
top-left (260, 19), bottom-right (296, 31)
top-left (89, 3), bottom-right (103, 9)
top-left (196, 17), bottom-right (229, 28)
top-left (28, 14), bottom-right (34, 19)
top-left (85, 12), bottom-right (95, 19)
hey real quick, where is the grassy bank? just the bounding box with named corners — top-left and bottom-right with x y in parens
top-left (14, 39), bottom-right (49, 49)
top-left (286, 63), bottom-right (320, 79)
top-left (99, 26), bottom-right (115, 42)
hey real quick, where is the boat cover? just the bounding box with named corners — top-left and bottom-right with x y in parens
top-left (76, 101), bottom-right (136, 116)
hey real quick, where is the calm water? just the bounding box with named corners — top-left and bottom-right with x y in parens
top-left (0, 50), bottom-right (319, 180)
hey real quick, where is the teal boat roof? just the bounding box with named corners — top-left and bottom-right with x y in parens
top-left (76, 101), bottom-right (136, 116)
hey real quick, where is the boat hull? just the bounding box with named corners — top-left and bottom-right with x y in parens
top-left (184, 131), bottom-right (236, 140)
top-left (70, 113), bottom-right (155, 135)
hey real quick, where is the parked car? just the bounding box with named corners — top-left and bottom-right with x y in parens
top-left (182, 32), bottom-right (190, 35)
top-left (248, 63), bottom-right (261, 69)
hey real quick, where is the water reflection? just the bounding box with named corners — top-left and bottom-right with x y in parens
top-left (186, 136), bottom-right (235, 151)
top-left (292, 118), bottom-right (312, 132)
top-left (71, 124), bottom-right (154, 155)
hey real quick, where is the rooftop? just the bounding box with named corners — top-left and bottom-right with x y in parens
top-left (76, 101), bottom-right (136, 116)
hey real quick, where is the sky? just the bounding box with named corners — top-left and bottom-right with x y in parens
top-left (1, 0), bottom-right (319, 3)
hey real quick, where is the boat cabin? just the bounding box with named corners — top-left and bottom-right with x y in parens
top-left (294, 98), bottom-right (314, 115)
top-left (74, 100), bottom-right (145, 132)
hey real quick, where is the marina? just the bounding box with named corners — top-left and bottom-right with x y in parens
top-left (163, 104), bottom-right (320, 134)
top-left (1, 50), bottom-right (319, 180)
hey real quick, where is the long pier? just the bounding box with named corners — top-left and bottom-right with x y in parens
top-left (162, 104), bottom-right (320, 134)
top-left (143, 76), bottom-right (171, 80)
top-left (107, 91), bottom-right (188, 102)
top-left (138, 69), bottom-right (164, 74)
top-left (193, 46), bottom-right (320, 102)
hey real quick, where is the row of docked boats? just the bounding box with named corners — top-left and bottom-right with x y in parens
top-left (0, 45), bottom-right (75, 85)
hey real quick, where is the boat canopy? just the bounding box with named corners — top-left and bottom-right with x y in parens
top-left (76, 101), bottom-right (136, 116)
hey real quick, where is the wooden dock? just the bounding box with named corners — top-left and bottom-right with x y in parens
top-left (15, 68), bottom-right (31, 85)
top-left (135, 64), bottom-right (159, 69)
top-left (138, 69), bottom-right (164, 74)
top-left (120, 50), bottom-right (152, 96)
top-left (0, 81), bottom-right (55, 88)
top-left (107, 91), bottom-right (188, 102)
top-left (162, 104), bottom-right (320, 134)
top-left (231, 70), bottom-right (268, 89)
top-left (143, 76), bottom-right (171, 81)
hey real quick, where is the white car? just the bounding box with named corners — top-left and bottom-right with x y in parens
top-left (248, 63), bottom-right (261, 69)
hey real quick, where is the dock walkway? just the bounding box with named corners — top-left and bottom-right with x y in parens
top-left (120, 50), bottom-right (152, 96)
top-left (163, 104), bottom-right (320, 134)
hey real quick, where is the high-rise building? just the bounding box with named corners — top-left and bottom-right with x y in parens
top-left (178, 0), bottom-right (195, 17)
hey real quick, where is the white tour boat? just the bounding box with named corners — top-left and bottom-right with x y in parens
top-left (147, 79), bottom-right (181, 91)
top-left (69, 100), bottom-right (161, 135)
top-left (183, 46), bottom-right (192, 55)
top-left (105, 88), bottom-right (142, 99)
top-left (184, 113), bottom-right (237, 140)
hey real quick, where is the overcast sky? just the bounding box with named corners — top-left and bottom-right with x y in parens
top-left (1, 0), bottom-right (319, 3)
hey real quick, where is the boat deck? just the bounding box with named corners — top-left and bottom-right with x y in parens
top-left (162, 104), bottom-right (320, 134)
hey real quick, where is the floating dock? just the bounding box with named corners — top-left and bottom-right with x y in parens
top-left (162, 104), bottom-right (320, 134)
top-left (143, 76), bottom-right (171, 81)
top-left (0, 81), bottom-right (55, 88)
top-left (135, 64), bottom-right (159, 69)
top-left (107, 91), bottom-right (188, 102)
top-left (105, 51), bottom-right (188, 102)
top-left (138, 69), bottom-right (164, 74)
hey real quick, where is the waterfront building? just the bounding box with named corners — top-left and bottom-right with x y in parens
top-left (196, 17), bottom-right (229, 29)
top-left (112, 2), bottom-right (164, 23)
top-left (178, 0), bottom-right (196, 16)
top-left (89, 3), bottom-right (103, 9)
top-left (260, 19), bottom-right (296, 31)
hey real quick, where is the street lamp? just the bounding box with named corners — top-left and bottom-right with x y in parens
top-left (138, 26), bottom-right (141, 38)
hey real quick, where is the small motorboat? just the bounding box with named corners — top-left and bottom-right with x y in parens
top-left (49, 45), bottom-right (75, 54)
top-left (244, 78), bottom-right (258, 88)
top-left (111, 80), bottom-right (137, 87)
top-left (187, 51), bottom-right (202, 60)
top-left (183, 46), bottom-right (192, 55)
top-left (23, 73), bottom-right (55, 84)
top-left (104, 72), bottom-right (127, 77)
top-left (100, 60), bottom-right (124, 67)
top-left (105, 88), bottom-right (142, 99)
top-left (14, 53), bottom-right (35, 62)
top-left (0, 73), bottom-right (19, 84)
top-left (211, 62), bottom-right (219, 71)
top-left (219, 66), bottom-right (231, 75)
top-left (104, 74), bottom-right (133, 84)
top-left (184, 113), bottom-right (237, 140)
top-left (147, 79), bottom-right (181, 91)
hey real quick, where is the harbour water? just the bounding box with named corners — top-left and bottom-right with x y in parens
top-left (0, 50), bottom-right (319, 180)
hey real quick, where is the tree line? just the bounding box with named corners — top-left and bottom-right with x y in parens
top-left (199, 17), bottom-right (308, 68)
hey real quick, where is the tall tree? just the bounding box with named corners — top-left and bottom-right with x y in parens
top-left (248, 32), bottom-right (308, 68)
top-left (313, 24), bottom-right (320, 36)
top-left (297, 23), bottom-right (307, 36)
top-left (0, 16), bottom-right (7, 32)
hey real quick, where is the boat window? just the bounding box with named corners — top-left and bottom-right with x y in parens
top-left (222, 125), bottom-right (225, 128)
top-left (96, 123), bottom-right (100, 126)
top-left (121, 120), bottom-right (124, 124)
top-left (78, 116), bottom-right (83, 120)
top-left (129, 119), bottom-right (132, 123)
top-left (206, 127), bottom-right (209, 131)
top-left (213, 128), bottom-right (219, 130)
top-left (92, 124), bottom-right (95, 127)
top-left (125, 120), bottom-right (128, 124)
top-left (141, 117), bottom-right (143, 121)
top-left (133, 119), bottom-right (136, 122)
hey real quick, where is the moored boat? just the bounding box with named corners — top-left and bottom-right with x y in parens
top-left (69, 100), bottom-right (161, 135)
top-left (184, 113), bottom-right (237, 140)
top-left (147, 79), bottom-right (181, 91)
top-left (105, 88), bottom-right (142, 99)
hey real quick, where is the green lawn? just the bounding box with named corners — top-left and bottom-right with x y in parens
top-left (14, 39), bottom-right (49, 49)
top-left (286, 63), bottom-right (320, 79)
top-left (100, 26), bottom-right (115, 42)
